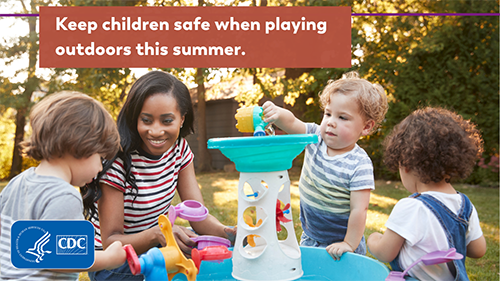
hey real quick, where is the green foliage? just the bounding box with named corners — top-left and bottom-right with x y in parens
top-left (47, 68), bottom-right (133, 118)
top-left (351, 0), bottom-right (499, 183)
top-left (272, 0), bottom-right (499, 185)
top-left (0, 109), bottom-right (15, 180)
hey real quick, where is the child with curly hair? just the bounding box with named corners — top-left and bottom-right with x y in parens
top-left (262, 71), bottom-right (388, 260)
top-left (367, 107), bottom-right (486, 281)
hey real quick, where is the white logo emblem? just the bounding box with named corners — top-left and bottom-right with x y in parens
top-left (25, 231), bottom-right (52, 263)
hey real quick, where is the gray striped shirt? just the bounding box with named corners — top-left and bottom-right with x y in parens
top-left (299, 123), bottom-right (374, 244)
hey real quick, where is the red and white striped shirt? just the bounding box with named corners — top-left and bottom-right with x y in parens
top-left (92, 138), bottom-right (193, 249)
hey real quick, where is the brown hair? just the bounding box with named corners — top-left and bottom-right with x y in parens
top-left (383, 107), bottom-right (484, 184)
top-left (319, 71), bottom-right (388, 133)
top-left (21, 91), bottom-right (119, 161)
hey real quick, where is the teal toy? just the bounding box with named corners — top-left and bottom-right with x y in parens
top-left (207, 134), bottom-right (318, 173)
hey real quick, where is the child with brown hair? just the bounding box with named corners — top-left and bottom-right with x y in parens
top-left (262, 71), bottom-right (388, 260)
top-left (367, 107), bottom-right (486, 281)
top-left (0, 92), bottom-right (126, 280)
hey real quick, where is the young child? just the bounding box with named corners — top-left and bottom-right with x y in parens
top-left (367, 107), bottom-right (486, 281)
top-left (0, 92), bottom-right (126, 280)
top-left (83, 71), bottom-right (236, 281)
top-left (262, 71), bottom-right (388, 260)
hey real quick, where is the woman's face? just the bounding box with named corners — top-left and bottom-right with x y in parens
top-left (137, 93), bottom-right (184, 156)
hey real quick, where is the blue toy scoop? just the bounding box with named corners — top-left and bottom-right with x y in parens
top-left (385, 248), bottom-right (463, 281)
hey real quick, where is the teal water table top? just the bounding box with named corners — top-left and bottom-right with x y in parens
top-left (171, 247), bottom-right (390, 281)
top-left (207, 134), bottom-right (318, 173)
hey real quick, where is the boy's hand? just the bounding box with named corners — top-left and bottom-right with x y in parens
top-left (262, 101), bottom-right (280, 124)
top-left (104, 241), bottom-right (127, 270)
top-left (326, 241), bottom-right (353, 261)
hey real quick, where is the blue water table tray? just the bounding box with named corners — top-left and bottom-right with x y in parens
top-left (171, 246), bottom-right (390, 281)
top-left (207, 135), bottom-right (318, 173)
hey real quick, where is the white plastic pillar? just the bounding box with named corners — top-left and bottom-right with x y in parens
top-left (232, 171), bottom-right (303, 281)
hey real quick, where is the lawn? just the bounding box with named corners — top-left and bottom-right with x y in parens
top-left (0, 169), bottom-right (498, 280)
top-left (173, 168), bottom-right (499, 281)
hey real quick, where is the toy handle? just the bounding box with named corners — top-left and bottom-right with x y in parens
top-left (386, 248), bottom-right (463, 281)
top-left (123, 244), bottom-right (141, 276)
top-left (168, 200), bottom-right (209, 225)
top-left (191, 246), bottom-right (232, 270)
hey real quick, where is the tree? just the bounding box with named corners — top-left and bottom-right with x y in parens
top-left (229, 0), bottom-right (499, 184)
top-left (0, 0), bottom-right (45, 179)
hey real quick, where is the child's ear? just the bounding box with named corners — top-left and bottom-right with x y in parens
top-left (361, 120), bottom-right (375, 136)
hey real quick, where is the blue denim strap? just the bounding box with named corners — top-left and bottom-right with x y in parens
top-left (413, 192), bottom-right (472, 281)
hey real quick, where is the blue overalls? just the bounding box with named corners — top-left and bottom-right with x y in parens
top-left (390, 192), bottom-right (472, 281)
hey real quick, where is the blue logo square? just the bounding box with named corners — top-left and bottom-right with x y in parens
top-left (11, 220), bottom-right (95, 269)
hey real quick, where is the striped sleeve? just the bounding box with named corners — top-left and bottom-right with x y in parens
top-left (349, 150), bottom-right (375, 191)
top-left (100, 158), bottom-right (127, 192)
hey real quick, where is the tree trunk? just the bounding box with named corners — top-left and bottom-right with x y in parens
top-left (195, 68), bottom-right (212, 172)
top-left (9, 2), bottom-right (38, 179)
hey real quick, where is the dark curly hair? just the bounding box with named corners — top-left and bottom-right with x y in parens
top-left (383, 107), bottom-right (483, 184)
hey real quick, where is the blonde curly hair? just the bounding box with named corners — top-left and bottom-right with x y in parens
top-left (319, 71), bottom-right (388, 134)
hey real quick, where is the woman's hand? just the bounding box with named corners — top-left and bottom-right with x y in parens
top-left (172, 225), bottom-right (198, 258)
top-left (224, 226), bottom-right (237, 246)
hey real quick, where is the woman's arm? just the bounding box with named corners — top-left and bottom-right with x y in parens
top-left (176, 162), bottom-right (235, 242)
top-left (326, 189), bottom-right (370, 260)
top-left (98, 183), bottom-right (166, 255)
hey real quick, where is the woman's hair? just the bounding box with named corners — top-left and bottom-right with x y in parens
top-left (383, 107), bottom-right (484, 184)
top-left (21, 91), bottom-right (119, 161)
top-left (81, 71), bottom-right (194, 219)
top-left (319, 71), bottom-right (388, 133)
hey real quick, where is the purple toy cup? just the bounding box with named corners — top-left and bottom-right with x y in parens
top-left (168, 200), bottom-right (209, 225)
top-left (192, 236), bottom-right (232, 250)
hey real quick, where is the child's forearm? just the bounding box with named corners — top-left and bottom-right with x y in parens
top-left (53, 241), bottom-right (126, 273)
top-left (273, 109), bottom-right (305, 134)
top-left (103, 227), bottom-right (163, 256)
top-left (344, 207), bottom-right (367, 251)
top-left (262, 101), bottom-right (306, 134)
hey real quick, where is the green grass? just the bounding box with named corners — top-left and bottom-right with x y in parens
top-left (177, 168), bottom-right (499, 281)
top-left (1, 169), bottom-right (498, 280)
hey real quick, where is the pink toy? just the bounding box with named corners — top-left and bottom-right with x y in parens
top-left (168, 200), bottom-right (209, 225)
top-left (385, 248), bottom-right (463, 281)
top-left (191, 245), bottom-right (233, 271)
top-left (275, 199), bottom-right (291, 232)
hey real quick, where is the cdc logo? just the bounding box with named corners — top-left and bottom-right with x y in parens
top-left (56, 235), bottom-right (87, 255)
top-left (11, 221), bottom-right (94, 269)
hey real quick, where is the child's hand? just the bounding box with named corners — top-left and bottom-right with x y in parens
top-left (262, 101), bottom-right (280, 124)
top-left (104, 241), bottom-right (127, 270)
top-left (326, 241), bottom-right (353, 261)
